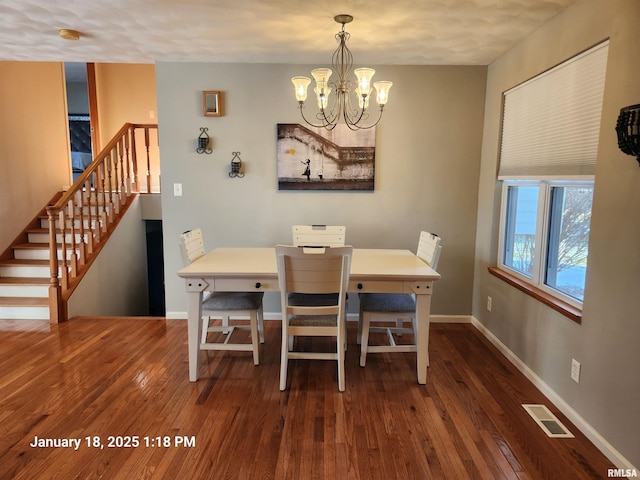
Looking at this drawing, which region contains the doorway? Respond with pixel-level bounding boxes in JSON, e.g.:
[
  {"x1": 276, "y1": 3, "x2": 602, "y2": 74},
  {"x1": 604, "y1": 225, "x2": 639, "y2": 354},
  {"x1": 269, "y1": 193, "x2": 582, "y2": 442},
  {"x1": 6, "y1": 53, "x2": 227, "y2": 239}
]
[{"x1": 64, "y1": 62, "x2": 100, "y2": 182}]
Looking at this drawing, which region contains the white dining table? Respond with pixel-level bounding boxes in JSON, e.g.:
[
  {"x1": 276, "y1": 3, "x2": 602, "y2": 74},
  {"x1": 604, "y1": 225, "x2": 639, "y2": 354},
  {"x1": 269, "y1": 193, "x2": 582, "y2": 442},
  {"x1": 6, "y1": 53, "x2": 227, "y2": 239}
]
[{"x1": 178, "y1": 247, "x2": 440, "y2": 384}]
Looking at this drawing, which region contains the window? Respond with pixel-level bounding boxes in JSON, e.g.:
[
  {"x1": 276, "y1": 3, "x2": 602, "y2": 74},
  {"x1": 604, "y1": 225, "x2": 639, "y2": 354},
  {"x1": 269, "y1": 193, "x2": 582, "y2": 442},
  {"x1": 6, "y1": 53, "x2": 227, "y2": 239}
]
[
  {"x1": 495, "y1": 41, "x2": 608, "y2": 315},
  {"x1": 499, "y1": 181, "x2": 593, "y2": 306}
]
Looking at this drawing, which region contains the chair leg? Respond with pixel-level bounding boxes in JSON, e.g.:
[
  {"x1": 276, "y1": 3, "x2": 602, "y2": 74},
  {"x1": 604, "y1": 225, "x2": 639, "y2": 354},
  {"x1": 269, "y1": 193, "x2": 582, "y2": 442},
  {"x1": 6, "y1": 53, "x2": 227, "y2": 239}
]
[
  {"x1": 343, "y1": 319, "x2": 348, "y2": 353},
  {"x1": 258, "y1": 305, "x2": 265, "y2": 344},
  {"x1": 250, "y1": 311, "x2": 259, "y2": 366},
  {"x1": 359, "y1": 311, "x2": 371, "y2": 367},
  {"x1": 357, "y1": 305, "x2": 363, "y2": 345},
  {"x1": 396, "y1": 318, "x2": 403, "y2": 336},
  {"x1": 280, "y1": 320, "x2": 289, "y2": 391},
  {"x1": 337, "y1": 323, "x2": 345, "y2": 392},
  {"x1": 201, "y1": 316, "x2": 210, "y2": 344}
]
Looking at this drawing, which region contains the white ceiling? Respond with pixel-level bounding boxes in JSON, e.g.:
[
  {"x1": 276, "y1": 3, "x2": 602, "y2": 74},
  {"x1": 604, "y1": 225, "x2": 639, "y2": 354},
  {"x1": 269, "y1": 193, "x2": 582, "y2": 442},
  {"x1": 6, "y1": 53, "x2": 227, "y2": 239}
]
[{"x1": 1, "y1": 0, "x2": 576, "y2": 66}]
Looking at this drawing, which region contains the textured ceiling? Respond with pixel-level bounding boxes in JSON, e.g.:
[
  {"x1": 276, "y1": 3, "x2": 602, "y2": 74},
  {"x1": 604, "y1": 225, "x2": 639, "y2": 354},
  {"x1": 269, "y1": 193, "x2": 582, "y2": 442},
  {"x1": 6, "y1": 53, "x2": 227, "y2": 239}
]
[{"x1": 0, "y1": 0, "x2": 576, "y2": 66}]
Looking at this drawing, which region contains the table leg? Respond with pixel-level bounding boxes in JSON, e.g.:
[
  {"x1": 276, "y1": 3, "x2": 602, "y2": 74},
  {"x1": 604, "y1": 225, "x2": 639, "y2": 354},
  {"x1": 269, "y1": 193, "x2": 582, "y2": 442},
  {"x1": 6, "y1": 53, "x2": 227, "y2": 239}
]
[
  {"x1": 187, "y1": 289, "x2": 204, "y2": 382},
  {"x1": 415, "y1": 285, "x2": 433, "y2": 384}
]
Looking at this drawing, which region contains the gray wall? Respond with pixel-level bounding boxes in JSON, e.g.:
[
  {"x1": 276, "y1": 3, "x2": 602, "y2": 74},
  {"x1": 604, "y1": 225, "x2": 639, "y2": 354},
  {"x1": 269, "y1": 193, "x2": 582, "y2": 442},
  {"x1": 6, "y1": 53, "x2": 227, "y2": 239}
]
[
  {"x1": 67, "y1": 197, "x2": 149, "y2": 317},
  {"x1": 473, "y1": 0, "x2": 640, "y2": 467},
  {"x1": 157, "y1": 63, "x2": 486, "y2": 317}
]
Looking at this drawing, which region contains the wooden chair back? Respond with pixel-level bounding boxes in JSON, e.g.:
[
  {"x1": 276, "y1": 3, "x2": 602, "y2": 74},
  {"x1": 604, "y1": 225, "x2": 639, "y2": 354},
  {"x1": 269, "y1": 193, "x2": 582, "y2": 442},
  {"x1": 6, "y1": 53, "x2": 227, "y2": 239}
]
[
  {"x1": 179, "y1": 228, "x2": 205, "y2": 266},
  {"x1": 292, "y1": 225, "x2": 346, "y2": 247},
  {"x1": 277, "y1": 246, "x2": 352, "y2": 318},
  {"x1": 276, "y1": 245, "x2": 352, "y2": 391},
  {"x1": 417, "y1": 231, "x2": 442, "y2": 270}
]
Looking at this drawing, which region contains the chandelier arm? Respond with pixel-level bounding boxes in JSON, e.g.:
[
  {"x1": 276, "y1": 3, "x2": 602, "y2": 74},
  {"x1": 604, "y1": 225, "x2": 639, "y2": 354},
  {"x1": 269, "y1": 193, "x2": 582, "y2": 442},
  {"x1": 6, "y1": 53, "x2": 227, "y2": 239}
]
[
  {"x1": 297, "y1": 103, "x2": 331, "y2": 129},
  {"x1": 342, "y1": 90, "x2": 371, "y2": 128},
  {"x1": 343, "y1": 106, "x2": 385, "y2": 131},
  {"x1": 343, "y1": 100, "x2": 367, "y2": 127},
  {"x1": 298, "y1": 103, "x2": 340, "y2": 130},
  {"x1": 317, "y1": 95, "x2": 341, "y2": 127}
]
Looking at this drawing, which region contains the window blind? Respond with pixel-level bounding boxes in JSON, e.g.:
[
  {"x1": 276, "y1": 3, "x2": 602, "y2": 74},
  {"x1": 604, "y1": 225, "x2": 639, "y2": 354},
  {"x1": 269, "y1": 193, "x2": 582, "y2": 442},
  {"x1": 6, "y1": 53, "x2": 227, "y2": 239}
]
[{"x1": 499, "y1": 41, "x2": 609, "y2": 179}]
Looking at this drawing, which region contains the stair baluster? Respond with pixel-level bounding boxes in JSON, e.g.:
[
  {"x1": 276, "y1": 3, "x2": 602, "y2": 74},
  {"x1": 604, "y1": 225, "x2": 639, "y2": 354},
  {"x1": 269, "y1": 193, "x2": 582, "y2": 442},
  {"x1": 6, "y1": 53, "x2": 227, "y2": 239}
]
[{"x1": 39, "y1": 123, "x2": 158, "y2": 323}]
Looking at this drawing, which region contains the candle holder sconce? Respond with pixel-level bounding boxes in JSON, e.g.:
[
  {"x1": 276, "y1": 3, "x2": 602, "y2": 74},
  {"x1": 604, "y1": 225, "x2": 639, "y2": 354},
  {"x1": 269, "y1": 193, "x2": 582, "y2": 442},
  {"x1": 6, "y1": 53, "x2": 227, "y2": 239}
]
[
  {"x1": 197, "y1": 127, "x2": 212, "y2": 154},
  {"x1": 616, "y1": 104, "x2": 640, "y2": 166},
  {"x1": 229, "y1": 151, "x2": 245, "y2": 178}
]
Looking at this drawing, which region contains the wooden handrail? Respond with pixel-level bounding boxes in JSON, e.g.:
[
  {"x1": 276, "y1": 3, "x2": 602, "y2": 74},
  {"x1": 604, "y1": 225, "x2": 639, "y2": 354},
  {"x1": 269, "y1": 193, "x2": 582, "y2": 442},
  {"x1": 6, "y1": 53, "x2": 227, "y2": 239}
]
[{"x1": 46, "y1": 123, "x2": 158, "y2": 323}]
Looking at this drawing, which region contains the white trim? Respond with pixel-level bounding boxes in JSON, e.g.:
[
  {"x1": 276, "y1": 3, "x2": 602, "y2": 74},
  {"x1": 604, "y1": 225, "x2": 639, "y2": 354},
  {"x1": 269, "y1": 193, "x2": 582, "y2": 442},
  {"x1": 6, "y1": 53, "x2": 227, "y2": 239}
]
[
  {"x1": 429, "y1": 314, "x2": 472, "y2": 324},
  {"x1": 498, "y1": 180, "x2": 591, "y2": 309},
  {"x1": 498, "y1": 175, "x2": 595, "y2": 181},
  {"x1": 471, "y1": 317, "x2": 636, "y2": 471}
]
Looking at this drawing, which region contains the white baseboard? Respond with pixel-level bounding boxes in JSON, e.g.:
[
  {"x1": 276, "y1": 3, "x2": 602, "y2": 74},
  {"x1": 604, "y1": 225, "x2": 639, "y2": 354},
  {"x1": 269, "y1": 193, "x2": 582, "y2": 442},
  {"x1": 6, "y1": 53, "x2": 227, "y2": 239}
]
[
  {"x1": 430, "y1": 314, "x2": 472, "y2": 324},
  {"x1": 471, "y1": 316, "x2": 636, "y2": 471}
]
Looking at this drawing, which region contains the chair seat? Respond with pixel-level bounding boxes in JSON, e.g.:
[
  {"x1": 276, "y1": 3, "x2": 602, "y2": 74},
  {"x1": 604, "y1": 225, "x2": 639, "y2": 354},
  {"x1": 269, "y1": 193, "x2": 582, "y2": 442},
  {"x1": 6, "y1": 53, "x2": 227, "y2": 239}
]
[
  {"x1": 290, "y1": 314, "x2": 338, "y2": 327},
  {"x1": 359, "y1": 293, "x2": 415, "y2": 313},
  {"x1": 203, "y1": 291, "x2": 264, "y2": 311},
  {"x1": 288, "y1": 292, "x2": 339, "y2": 306}
]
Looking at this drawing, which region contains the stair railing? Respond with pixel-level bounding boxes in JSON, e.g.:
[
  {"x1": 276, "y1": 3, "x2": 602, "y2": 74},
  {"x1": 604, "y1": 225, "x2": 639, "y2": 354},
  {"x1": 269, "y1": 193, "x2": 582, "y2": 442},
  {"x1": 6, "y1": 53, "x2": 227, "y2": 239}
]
[{"x1": 46, "y1": 123, "x2": 158, "y2": 323}]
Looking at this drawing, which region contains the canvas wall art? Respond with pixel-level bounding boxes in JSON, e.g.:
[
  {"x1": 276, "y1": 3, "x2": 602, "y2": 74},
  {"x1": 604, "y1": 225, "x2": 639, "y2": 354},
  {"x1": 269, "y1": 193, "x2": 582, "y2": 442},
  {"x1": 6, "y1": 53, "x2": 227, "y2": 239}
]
[{"x1": 277, "y1": 123, "x2": 375, "y2": 190}]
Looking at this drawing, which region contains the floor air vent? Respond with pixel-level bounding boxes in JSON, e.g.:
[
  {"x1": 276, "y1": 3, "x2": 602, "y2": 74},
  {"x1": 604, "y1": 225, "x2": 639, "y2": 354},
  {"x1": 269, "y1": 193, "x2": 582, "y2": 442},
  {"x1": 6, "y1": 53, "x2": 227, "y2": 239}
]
[{"x1": 522, "y1": 404, "x2": 574, "y2": 438}]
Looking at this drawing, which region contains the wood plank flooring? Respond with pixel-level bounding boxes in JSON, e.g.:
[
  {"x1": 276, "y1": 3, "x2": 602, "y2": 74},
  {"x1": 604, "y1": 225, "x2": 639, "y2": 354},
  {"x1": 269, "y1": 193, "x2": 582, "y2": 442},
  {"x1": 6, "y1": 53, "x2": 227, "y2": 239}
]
[{"x1": 0, "y1": 317, "x2": 619, "y2": 479}]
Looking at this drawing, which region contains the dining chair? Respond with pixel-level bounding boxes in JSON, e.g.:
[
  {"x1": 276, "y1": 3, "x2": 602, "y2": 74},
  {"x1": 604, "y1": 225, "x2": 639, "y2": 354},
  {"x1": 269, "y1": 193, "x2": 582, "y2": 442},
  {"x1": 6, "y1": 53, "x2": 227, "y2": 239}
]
[
  {"x1": 276, "y1": 245, "x2": 352, "y2": 391},
  {"x1": 292, "y1": 224, "x2": 346, "y2": 247},
  {"x1": 358, "y1": 231, "x2": 442, "y2": 367},
  {"x1": 289, "y1": 225, "x2": 347, "y2": 307},
  {"x1": 179, "y1": 228, "x2": 264, "y2": 365}
]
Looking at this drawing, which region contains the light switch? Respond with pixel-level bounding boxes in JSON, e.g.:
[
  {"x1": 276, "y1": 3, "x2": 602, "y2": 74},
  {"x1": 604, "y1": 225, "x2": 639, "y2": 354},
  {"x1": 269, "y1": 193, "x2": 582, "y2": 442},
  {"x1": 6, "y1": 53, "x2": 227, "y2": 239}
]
[{"x1": 173, "y1": 183, "x2": 183, "y2": 196}]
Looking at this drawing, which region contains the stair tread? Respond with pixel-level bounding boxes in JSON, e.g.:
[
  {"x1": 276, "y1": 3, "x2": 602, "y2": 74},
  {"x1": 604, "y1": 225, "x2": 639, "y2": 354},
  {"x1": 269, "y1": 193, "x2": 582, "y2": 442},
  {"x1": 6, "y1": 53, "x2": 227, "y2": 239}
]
[
  {"x1": 0, "y1": 259, "x2": 49, "y2": 266},
  {"x1": 27, "y1": 228, "x2": 89, "y2": 233},
  {"x1": 0, "y1": 277, "x2": 49, "y2": 285},
  {"x1": 0, "y1": 297, "x2": 49, "y2": 306},
  {"x1": 13, "y1": 242, "x2": 78, "y2": 250}
]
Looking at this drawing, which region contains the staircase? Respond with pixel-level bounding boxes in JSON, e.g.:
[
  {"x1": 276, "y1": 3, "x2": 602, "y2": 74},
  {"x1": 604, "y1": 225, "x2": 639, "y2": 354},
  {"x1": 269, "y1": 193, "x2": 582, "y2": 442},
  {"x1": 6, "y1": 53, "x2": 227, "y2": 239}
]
[
  {"x1": 0, "y1": 123, "x2": 158, "y2": 323},
  {"x1": 0, "y1": 200, "x2": 114, "y2": 320},
  {"x1": 0, "y1": 206, "x2": 74, "y2": 320}
]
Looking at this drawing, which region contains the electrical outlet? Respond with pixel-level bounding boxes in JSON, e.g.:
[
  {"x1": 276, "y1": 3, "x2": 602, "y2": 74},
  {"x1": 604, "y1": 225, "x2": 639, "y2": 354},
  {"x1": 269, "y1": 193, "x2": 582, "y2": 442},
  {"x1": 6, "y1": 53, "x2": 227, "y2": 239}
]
[
  {"x1": 487, "y1": 296, "x2": 492, "y2": 312},
  {"x1": 173, "y1": 183, "x2": 183, "y2": 197},
  {"x1": 571, "y1": 359, "x2": 581, "y2": 383}
]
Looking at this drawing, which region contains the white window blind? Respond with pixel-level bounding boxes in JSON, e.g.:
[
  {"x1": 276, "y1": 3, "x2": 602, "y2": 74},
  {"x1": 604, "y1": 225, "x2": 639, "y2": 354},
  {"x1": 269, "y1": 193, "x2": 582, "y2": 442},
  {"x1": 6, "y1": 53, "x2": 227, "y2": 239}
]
[{"x1": 499, "y1": 41, "x2": 609, "y2": 179}]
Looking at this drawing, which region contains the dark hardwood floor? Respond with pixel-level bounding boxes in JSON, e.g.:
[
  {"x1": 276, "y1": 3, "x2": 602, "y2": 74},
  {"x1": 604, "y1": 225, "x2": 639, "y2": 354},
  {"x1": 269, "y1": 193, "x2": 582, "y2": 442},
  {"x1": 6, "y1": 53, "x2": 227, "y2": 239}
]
[{"x1": 0, "y1": 317, "x2": 619, "y2": 479}]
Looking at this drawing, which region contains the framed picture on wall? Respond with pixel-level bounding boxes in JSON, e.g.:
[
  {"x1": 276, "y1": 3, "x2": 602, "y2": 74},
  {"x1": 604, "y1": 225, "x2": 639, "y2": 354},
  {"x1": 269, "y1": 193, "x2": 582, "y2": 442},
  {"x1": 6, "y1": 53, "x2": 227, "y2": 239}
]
[
  {"x1": 276, "y1": 123, "x2": 376, "y2": 191},
  {"x1": 203, "y1": 91, "x2": 223, "y2": 117}
]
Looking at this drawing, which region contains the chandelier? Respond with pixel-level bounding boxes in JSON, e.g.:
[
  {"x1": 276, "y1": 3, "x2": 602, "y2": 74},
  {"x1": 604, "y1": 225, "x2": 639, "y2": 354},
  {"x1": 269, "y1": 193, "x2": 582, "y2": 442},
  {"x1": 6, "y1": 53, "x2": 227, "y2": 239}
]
[{"x1": 291, "y1": 14, "x2": 392, "y2": 131}]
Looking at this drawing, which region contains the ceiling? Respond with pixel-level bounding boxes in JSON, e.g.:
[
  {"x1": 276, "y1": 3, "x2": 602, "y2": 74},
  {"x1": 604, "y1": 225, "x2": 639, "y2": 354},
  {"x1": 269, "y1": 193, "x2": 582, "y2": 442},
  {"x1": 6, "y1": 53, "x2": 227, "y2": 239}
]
[{"x1": 1, "y1": 0, "x2": 576, "y2": 66}]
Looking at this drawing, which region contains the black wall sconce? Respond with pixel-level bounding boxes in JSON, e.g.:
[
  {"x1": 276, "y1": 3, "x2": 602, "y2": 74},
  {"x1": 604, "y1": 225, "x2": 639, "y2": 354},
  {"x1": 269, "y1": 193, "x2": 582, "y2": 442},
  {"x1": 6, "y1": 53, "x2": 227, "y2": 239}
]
[
  {"x1": 197, "y1": 127, "x2": 212, "y2": 154},
  {"x1": 229, "y1": 151, "x2": 244, "y2": 178},
  {"x1": 616, "y1": 104, "x2": 640, "y2": 166}
]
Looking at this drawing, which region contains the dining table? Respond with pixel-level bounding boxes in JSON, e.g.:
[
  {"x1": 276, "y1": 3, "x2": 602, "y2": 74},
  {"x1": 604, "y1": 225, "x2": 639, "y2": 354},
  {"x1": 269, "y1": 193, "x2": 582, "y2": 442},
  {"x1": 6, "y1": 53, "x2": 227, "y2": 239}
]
[{"x1": 178, "y1": 247, "x2": 441, "y2": 384}]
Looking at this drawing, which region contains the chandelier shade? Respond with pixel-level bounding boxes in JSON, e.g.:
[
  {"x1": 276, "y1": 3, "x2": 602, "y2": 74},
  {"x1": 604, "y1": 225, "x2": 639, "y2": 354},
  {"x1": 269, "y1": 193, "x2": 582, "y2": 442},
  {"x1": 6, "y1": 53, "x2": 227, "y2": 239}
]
[{"x1": 291, "y1": 14, "x2": 392, "y2": 130}]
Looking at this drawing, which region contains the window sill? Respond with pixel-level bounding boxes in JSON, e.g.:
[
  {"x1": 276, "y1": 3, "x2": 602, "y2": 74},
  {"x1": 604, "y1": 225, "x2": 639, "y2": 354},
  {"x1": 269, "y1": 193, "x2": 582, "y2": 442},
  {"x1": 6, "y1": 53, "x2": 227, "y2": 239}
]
[{"x1": 488, "y1": 267, "x2": 582, "y2": 324}]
